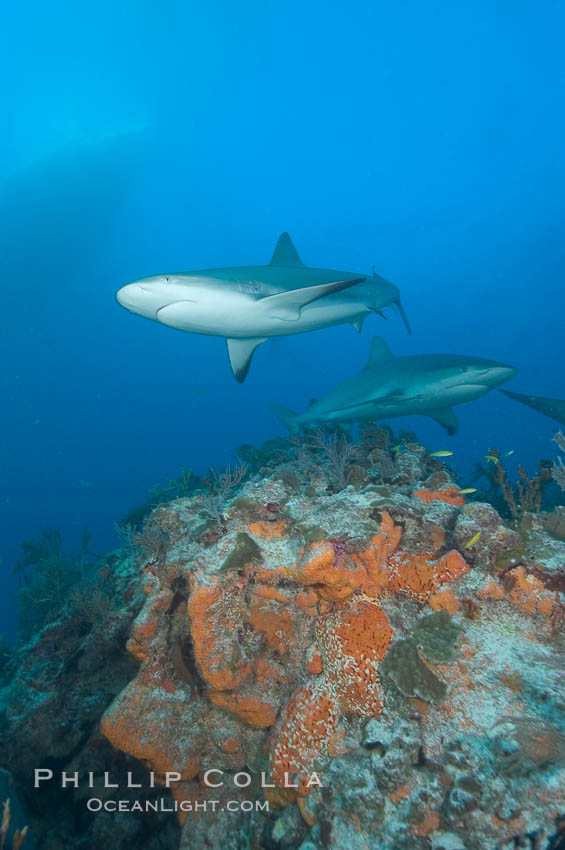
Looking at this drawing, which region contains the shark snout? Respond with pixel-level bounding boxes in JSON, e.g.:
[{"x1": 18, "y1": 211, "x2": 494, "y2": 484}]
[
  {"x1": 481, "y1": 364, "x2": 518, "y2": 387},
  {"x1": 116, "y1": 282, "x2": 145, "y2": 309},
  {"x1": 116, "y1": 281, "x2": 167, "y2": 319}
]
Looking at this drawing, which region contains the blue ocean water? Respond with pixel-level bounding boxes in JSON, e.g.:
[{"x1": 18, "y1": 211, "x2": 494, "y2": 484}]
[{"x1": 1, "y1": 0, "x2": 564, "y2": 640}]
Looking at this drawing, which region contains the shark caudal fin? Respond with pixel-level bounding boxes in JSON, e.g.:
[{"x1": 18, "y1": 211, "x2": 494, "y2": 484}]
[
  {"x1": 394, "y1": 299, "x2": 412, "y2": 334},
  {"x1": 270, "y1": 232, "x2": 304, "y2": 267},
  {"x1": 269, "y1": 404, "x2": 300, "y2": 433},
  {"x1": 226, "y1": 337, "x2": 267, "y2": 382}
]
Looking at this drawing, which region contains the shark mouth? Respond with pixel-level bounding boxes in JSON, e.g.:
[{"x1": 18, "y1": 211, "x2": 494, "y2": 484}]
[{"x1": 156, "y1": 300, "x2": 198, "y2": 324}]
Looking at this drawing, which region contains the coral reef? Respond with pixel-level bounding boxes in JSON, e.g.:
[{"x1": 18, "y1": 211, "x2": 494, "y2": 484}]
[
  {"x1": 1, "y1": 428, "x2": 564, "y2": 849},
  {"x1": 0, "y1": 547, "x2": 181, "y2": 849}
]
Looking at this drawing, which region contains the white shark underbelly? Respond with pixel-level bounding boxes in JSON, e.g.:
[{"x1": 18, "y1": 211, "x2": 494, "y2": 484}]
[
  {"x1": 155, "y1": 293, "x2": 368, "y2": 338},
  {"x1": 305, "y1": 381, "x2": 495, "y2": 425}
]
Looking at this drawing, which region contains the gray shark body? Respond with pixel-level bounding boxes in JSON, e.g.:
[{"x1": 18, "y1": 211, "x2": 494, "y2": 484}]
[
  {"x1": 270, "y1": 337, "x2": 517, "y2": 435},
  {"x1": 501, "y1": 389, "x2": 565, "y2": 426},
  {"x1": 116, "y1": 233, "x2": 410, "y2": 381}
]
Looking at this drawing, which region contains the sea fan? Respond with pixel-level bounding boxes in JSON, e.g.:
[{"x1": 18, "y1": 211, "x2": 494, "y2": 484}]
[{"x1": 553, "y1": 431, "x2": 565, "y2": 491}]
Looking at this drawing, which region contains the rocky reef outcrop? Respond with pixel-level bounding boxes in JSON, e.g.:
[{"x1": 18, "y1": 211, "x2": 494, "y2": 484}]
[{"x1": 1, "y1": 432, "x2": 564, "y2": 849}]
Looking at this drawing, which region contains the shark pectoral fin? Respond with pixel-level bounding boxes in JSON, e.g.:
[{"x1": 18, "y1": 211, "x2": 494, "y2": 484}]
[
  {"x1": 364, "y1": 336, "x2": 394, "y2": 369},
  {"x1": 351, "y1": 316, "x2": 366, "y2": 333},
  {"x1": 262, "y1": 277, "x2": 366, "y2": 321},
  {"x1": 226, "y1": 337, "x2": 267, "y2": 382},
  {"x1": 270, "y1": 232, "x2": 304, "y2": 267},
  {"x1": 425, "y1": 407, "x2": 459, "y2": 435},
  {"x1": 500, "y1": 389, "x2": 565, "y2": 426}
]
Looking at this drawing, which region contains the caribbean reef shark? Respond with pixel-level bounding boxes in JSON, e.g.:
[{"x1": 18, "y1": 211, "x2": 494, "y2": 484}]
[
  {"x1": 501, "y1": 389, "x2": 565, "y2": 426},
  {"x1": 116, "y1": 232, "x2": 411, "y2": 381},
  {"x1": 270, "y1": 337, "x2": 517, "y2": 434}
]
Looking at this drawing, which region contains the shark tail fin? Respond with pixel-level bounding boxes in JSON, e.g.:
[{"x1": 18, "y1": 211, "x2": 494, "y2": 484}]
[
  {"x1": 394, "y1": 298, "x2": 412, "y2": 335},
  {"x1": 269, "y1": 404, "x2": 300, "y2": 433},
  {"x1": 270, "y1": 232, "x2": 304, "y2": 267}
]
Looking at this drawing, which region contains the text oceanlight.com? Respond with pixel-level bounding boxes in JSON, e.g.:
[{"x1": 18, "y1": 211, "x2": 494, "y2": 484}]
[
  {"x1": 34, "y1": 768, "x2": 324, "y2": 816},
  {"x1": 86, "y1": 798, "x2": 270, "y2": 813}
]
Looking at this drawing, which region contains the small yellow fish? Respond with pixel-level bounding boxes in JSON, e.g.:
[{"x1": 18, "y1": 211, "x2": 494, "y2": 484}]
[
  {"x1": 484, "y1": 455, "x2": 500, "y2": 463},
  {"x1": 458, "y1": 488, "x2": 477, "y2": 494},
  {"x1": 464, "y1": 531, "x2": 482, "y2": 548},
  {"x1": 429, "y1": 450, "x2": 454, "y2": 458},
  {"x1": 392, "y1": 445, "x2": 405, "y2": 452}
]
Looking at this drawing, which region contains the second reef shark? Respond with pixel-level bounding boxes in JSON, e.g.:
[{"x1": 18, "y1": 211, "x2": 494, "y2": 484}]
[{"x1": 270, "y1": 337, "x2": 517, "y2": 435}]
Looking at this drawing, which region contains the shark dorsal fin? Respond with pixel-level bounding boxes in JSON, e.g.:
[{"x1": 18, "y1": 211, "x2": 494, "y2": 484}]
[
  {"x1": 270, "y1": 232, "x2": 304, "y2": 267},
  {"x1": 365, "y1": 337, "x2": 393, "y2": 369}
]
